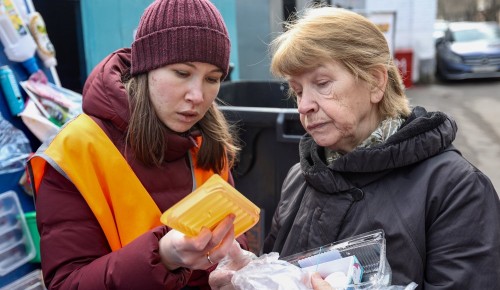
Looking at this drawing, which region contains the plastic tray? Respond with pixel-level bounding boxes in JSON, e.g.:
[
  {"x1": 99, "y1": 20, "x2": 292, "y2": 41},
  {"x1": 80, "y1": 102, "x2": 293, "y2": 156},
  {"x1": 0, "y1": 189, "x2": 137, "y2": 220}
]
[
  {"x1": 0, "y1": 191, "x2": 36, "y2": 276},
  {"x1": 282, "y1": 230, "x2": 391, "y2": 289},
  {"x1": 160, "y1": 174, "x2": 260, "y2": 238},
  {"x1": 0, "y1": 269, "x2": 46, "y2": 290}
]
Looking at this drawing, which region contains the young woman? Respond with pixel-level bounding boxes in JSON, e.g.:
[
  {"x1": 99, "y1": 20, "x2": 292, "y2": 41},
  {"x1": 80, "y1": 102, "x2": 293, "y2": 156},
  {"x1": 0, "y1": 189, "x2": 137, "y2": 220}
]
[{"x1": 27, "y1": 0, "x2": 246, "y2": 289}]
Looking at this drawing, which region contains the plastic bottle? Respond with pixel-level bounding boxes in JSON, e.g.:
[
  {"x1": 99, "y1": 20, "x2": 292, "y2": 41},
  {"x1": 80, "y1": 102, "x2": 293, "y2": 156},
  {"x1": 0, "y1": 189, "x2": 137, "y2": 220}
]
[
  {"x1": 27, "y1": 10, "x2": 61, "y2": 86},
  {"x1": 0, "y1": 65, "x2": 24, "y2": 116},
  {"x1": 28, "y1": 11, "x2": 56, "y2": 68},
  {"x1": 0, "y1": 0, "x2": 40, "y2": 75},
  {"x1": 11, "y1": 0, "x2": 27, "y2": 21}
]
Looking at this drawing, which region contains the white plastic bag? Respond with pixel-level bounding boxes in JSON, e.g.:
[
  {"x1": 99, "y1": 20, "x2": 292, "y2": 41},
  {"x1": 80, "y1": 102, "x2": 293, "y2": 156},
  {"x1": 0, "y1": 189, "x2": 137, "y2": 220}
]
[
  {"x1": 209, "y1": 241, "x2": 258, "y2": 290},
  {"x1": 230, "y1": 255, "x2": 418, "y2": 290},
  {"x1": 232, "y1": 252, "x2": 312, "y2": 290}
]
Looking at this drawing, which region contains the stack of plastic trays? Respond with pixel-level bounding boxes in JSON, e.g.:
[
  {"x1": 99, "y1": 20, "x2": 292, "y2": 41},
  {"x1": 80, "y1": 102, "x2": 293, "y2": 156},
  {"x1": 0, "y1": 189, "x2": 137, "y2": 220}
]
[
  {"x1": 282, "y1": 229, "x2": 390, "y2": 289},
  {"x1": 0, "y1": 269, "x2": 46, "y2": 290},
  {"x1": 0, "y1": 191, "x2": 36, "y2": 276}
]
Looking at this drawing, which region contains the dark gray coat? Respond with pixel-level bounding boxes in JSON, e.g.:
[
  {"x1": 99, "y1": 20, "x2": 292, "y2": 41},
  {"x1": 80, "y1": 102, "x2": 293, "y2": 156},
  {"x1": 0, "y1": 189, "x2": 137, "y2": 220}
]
[{"x1": 264, "y1": 106, "x2": 500, "y2": 289}]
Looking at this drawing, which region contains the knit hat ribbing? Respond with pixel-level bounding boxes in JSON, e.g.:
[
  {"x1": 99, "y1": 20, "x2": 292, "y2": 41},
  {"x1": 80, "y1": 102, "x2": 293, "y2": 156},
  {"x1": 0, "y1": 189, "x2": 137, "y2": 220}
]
[{"x1": 131, "y1": 0, "x2": 230, "y2": 79}]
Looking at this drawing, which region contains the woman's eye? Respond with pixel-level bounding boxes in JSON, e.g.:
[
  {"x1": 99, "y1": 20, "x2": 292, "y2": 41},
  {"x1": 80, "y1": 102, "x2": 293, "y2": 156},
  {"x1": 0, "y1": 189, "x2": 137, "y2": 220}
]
[
  {"x1": 289, "y1": 87, "x2": 301, "y2": 96},
  {"x1": 206, "y1": 77, "x2": 221, "y2": 84},
  {"x1": 316, "y1": 81, "x2": 333, "y2": 95},
  {"x1": 175, "y1": 70, "x2": 189, "y2": 78}
]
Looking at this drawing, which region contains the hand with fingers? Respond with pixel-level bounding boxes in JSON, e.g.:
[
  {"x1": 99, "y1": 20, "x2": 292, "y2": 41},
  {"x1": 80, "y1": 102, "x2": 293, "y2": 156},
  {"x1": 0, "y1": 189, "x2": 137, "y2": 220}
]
[
  {"x1": 208, "y1": 240, "x2": 257, "y2": 290},
  {"x1": 158, "y1": 214, "x2": 236, "y2": 271},
  {"x1": 311, "y1": 273, "x2": 334, "y2": 290}
]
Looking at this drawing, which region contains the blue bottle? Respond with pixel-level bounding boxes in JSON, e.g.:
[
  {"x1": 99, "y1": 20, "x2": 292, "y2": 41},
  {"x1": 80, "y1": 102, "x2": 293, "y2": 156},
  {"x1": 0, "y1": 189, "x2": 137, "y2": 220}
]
[{"x1": 0, "y1": 65, "x2": 25, "y2": 116}]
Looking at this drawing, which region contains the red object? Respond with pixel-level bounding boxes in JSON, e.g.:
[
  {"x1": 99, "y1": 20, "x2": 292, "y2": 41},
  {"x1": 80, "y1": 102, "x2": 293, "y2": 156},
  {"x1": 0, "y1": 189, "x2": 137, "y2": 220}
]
[{"x1": 394, "y1": 49, "x2": 413, "y2": 88}]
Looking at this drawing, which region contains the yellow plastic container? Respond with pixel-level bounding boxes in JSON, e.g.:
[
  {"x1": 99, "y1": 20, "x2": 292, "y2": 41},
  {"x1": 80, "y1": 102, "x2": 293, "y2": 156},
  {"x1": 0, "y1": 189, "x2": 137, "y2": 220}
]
[{"x1": 160, "y1": 174, "x2": 260, "y2": 238}]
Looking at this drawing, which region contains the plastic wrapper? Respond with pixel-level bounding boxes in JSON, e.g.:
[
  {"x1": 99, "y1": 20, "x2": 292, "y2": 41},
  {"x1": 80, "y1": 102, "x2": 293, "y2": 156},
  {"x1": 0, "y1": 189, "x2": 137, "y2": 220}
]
[
  {"x1": 209, "y1": 241, "x2": 258, "y2": 290},
  {"x1": 232, "y1": 252, "x2": 311, "y2": 290},
  {"x1": 0, "y1": 115, "x2": 31, "y2": 174},
  {"x1": 211, "y1": 230, "x2": 418, "y2": 290},
  {"x1": 20, "y1": 80, "x2": 82, "y2": 128},
  {"x1": 18, "y1": 99, "x2": 59, "y2": 142},
  {"x1": 229, "y1": 252, "x2": 417, "y2": 290},
  {"x1": 372, "y1": 284, "x2": 418, "y2": 290}
]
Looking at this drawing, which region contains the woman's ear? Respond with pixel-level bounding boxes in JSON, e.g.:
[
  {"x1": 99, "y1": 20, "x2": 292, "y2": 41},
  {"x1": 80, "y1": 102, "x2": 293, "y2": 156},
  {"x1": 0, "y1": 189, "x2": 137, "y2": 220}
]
[{"x1": 370, "y1": 65, "x2": 388, "y2": 104}]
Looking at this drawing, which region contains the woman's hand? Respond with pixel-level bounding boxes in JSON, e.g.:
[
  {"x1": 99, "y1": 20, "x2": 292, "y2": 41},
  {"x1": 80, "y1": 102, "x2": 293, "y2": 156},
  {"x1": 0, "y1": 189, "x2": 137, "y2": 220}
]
[
  {"x1": 158, "y1": 214, "x2": 236, "y2": 270},
  {"x1": 209, "y1": 240, "x2": 256, "y2": 290},
  {"x1": 311, "y1": 272, "x2": 334, "y2": 290}
]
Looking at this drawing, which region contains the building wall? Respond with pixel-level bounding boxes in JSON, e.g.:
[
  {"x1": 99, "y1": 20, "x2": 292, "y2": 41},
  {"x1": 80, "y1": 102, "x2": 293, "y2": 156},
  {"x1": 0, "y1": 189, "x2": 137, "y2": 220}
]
[
  {"x1": 80, "y1": 0, "x2": 152, "y2": 75},
  {"x1": 438, "y1": 0, "x2": 499, "y2": 22},
  {"x1": 75, "y1": 0, "x2": 441, "y2": 84},
  {"x1": 233, "y1": 0, "x2": 283, "y2": 80},
  {"x1": 332, "y1": 0, "x2": 437, "y2": 84},
  {"x1": 438, "y1": 0, "x2": 480, "y2": 21},
  {"x1": 211, "y1": 0, "x2": 240, "y2": 80}
]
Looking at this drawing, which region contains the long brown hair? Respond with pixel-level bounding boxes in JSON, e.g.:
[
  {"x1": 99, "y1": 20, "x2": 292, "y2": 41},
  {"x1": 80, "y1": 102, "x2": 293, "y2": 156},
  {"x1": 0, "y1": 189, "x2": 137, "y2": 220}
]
[{"x1": 123, "y1": 73, "x2": 239, "y2": 173}]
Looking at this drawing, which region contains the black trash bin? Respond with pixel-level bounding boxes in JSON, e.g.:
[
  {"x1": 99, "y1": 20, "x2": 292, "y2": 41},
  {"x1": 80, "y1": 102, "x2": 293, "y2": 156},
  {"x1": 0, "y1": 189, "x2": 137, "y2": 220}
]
[{"x1": 217, "y1": 80, "x2": 305, "y2": 254}]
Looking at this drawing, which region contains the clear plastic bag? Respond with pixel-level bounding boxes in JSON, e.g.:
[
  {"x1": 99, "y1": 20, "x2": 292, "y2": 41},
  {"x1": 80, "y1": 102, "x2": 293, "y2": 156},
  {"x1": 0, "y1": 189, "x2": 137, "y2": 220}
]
[
  {"x1": 232, "y1": 252, "x2": 311, "y2": 290},
  {"x1": 209, "y1": 241, "x2": 258, "y2": 290},
  {"x1": 216, "y1": 230, "x2": 419, "y2": 290},
  {"x1": 0, "y1": 115, "x2": 31, "y2": 174},
  {"x1": 229, "y1": 252, "x2": 417, "y2": 290},
  {"x1": 374, "y1": 283, "x2": 418, "y2": 290}
]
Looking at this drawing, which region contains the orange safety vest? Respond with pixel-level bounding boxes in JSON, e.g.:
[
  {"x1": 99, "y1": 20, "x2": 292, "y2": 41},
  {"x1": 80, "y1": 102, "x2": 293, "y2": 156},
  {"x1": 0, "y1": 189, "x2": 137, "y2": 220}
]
[{"x1": 28, "y1": 113, "x2": 229, "y2": 251}]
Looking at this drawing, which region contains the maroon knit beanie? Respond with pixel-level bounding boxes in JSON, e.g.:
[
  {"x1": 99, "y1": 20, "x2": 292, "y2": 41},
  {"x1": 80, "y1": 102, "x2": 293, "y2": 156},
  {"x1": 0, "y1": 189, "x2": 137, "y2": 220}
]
[{"x1": 131, "y1": 0, "x2": 230, "y2": 78}]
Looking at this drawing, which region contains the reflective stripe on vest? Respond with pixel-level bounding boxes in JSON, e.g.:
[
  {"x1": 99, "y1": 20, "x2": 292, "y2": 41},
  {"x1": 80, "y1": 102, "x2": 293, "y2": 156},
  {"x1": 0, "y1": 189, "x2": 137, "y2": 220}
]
[{"x1": 28, "y1": 113, "x2": 229, "y2": 251}]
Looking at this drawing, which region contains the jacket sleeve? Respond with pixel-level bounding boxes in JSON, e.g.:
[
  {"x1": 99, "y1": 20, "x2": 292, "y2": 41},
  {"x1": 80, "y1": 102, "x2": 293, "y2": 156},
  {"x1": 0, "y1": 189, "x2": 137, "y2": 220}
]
[
  {"x1": 424, "y1": 168, "x2": 500, "y2": 289},
  {"x1": 36, "y1": 165, "x2": 192, "y2": 290}
]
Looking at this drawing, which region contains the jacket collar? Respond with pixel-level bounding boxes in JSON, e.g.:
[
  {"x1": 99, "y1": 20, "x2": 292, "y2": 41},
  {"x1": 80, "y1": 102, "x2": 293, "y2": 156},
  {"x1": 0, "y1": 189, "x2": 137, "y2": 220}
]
[{"x1": 299, "y1": 106, "x2": 457, "y2": 194}]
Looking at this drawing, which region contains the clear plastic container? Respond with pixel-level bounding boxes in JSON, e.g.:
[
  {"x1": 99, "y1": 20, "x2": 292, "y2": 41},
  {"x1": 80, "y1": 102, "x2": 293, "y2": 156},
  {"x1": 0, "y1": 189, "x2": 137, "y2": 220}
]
[
  {"x1": 282, "y1": 230, "x2": 391, "y2": 289},
  {"x1": 160, "y1": 174, "x2": 260, "y2": 238},
  {"x1": 0, "y1": 269, "x2": 46, "y2": 290},
  {"x1": 0, "y1": 190, "x2": 36, "y2": 276}
]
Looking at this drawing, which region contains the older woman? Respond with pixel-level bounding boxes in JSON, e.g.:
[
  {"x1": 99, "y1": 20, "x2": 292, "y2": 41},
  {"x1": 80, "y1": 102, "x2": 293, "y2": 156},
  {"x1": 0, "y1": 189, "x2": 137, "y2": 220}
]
[{"x1": 262, "y1": 6, "x2": 500, "y2": 290}]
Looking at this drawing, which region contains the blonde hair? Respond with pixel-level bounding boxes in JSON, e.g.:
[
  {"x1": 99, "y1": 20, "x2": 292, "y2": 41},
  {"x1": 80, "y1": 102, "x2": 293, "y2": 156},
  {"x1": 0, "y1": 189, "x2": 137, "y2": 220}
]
[
  {"x1": 123, "y1": 73, "x2": 239, "y2": 173},
  {"x1": 270, "y1": 7, "x2": 411, "y2": 118}
]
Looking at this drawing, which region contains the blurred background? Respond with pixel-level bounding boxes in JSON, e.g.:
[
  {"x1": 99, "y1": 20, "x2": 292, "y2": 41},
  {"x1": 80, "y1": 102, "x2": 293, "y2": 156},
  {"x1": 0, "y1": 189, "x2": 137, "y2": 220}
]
[
  {"x1": 1, "y1": 0, "x2": 499, "y2": 288},
  {"x1": 25, "y1": 0, "x2": 500, "y2": 93}
]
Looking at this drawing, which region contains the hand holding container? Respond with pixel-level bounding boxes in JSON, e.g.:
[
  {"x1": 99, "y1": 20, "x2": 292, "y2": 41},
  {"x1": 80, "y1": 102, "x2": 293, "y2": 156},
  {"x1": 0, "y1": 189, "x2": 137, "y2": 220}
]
[{"x1": 161, "y1": 174, "x2": 260, "y2": 238}]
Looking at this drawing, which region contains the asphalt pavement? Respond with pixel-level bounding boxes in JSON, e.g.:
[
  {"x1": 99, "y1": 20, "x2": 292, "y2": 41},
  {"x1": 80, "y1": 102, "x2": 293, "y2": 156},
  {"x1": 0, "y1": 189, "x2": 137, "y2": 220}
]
[{"x1": 407, "y1": 78, "x2": 500, "y2": 193}]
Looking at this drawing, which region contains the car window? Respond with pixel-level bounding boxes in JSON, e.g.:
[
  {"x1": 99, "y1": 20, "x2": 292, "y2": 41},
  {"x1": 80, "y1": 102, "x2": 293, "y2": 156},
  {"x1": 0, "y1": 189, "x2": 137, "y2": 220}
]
[{"x1": 451, "y1": 25, "x2": 500, "y2": 42}]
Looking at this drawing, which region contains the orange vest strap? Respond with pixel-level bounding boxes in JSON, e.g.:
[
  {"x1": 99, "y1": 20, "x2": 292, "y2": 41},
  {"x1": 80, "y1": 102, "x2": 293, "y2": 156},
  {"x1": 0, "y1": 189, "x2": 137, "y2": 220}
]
[
  {"x1": 29, "y1": 114, "x2": 229, "y2": 251},
  {"x1": 190, "y1": 137, "x2": 230, "y2": 187},
  {"x1": 31, "y1": 114, "x2": 161, "y2": 250}
]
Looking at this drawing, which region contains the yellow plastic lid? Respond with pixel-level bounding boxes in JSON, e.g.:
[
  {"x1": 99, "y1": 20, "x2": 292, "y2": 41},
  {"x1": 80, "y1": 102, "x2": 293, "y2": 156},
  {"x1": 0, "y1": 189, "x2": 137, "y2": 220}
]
[{"x1": 160, "y1": 174, "x2": 260, "y2": 238}]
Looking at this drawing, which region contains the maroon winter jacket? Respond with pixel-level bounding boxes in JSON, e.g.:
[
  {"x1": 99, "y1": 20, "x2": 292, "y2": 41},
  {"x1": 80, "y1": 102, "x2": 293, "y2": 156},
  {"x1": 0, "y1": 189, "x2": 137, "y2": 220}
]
[{"x1": 35, "y1": 48, "x2": 246, "y2": 289}]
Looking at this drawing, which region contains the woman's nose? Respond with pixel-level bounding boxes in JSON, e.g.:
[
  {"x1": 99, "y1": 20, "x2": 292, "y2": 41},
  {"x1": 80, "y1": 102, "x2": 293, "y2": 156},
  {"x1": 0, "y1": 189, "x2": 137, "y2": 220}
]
[
  {"x1": 297, "y1": 88, "x2": 317, "y2": 114},
  {"x1": 185, "y1": 82, "x2": 204, "y2": 104}
]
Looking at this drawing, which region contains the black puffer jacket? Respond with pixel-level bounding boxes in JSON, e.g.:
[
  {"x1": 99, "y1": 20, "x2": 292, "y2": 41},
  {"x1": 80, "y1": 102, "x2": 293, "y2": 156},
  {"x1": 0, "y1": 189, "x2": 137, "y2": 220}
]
[{"x1": 263, "y1": 106, "x2": 500, "y2": 289}]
